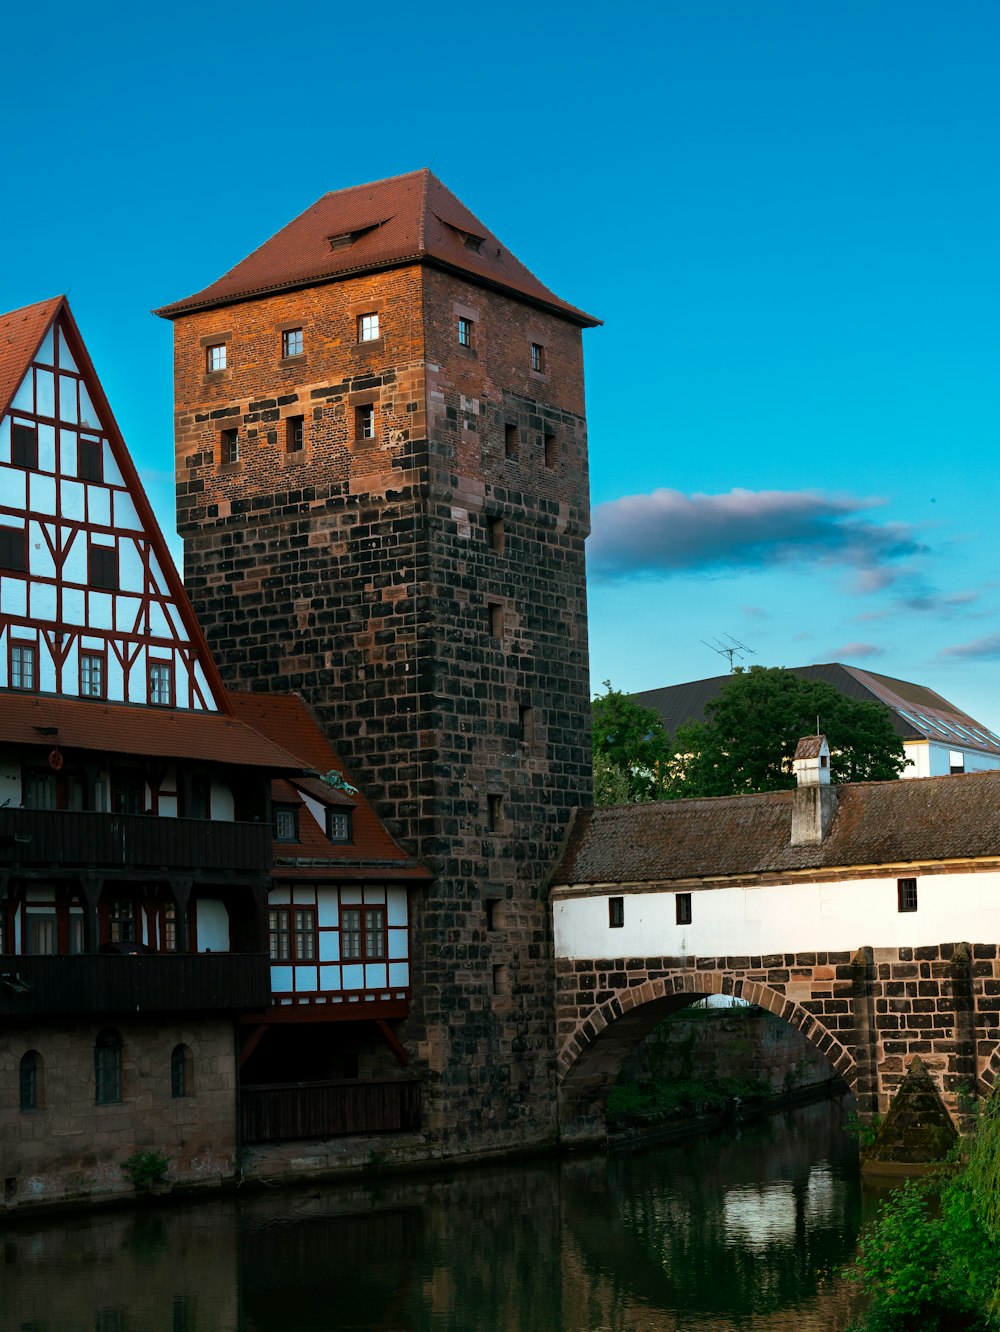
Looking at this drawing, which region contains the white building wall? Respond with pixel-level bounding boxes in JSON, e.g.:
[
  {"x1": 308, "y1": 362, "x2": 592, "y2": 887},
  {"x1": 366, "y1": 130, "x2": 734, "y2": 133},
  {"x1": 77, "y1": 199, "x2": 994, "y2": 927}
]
[{"x1": 554, "y1": 869, "x2": 1000, "y2": 961}]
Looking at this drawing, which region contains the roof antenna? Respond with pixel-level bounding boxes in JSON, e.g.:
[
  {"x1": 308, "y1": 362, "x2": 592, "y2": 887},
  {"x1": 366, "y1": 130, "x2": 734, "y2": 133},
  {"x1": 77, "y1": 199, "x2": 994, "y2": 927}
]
[{"x1": 701, "y1": 635, "x2": 756, "y2": 673}]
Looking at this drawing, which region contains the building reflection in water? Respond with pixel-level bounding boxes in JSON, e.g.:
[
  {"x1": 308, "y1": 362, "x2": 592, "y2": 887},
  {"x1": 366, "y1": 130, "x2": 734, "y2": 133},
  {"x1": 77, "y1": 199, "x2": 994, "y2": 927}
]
[{"x1": 0, "y1": 1096, "x2": 869, "y2": 1332}]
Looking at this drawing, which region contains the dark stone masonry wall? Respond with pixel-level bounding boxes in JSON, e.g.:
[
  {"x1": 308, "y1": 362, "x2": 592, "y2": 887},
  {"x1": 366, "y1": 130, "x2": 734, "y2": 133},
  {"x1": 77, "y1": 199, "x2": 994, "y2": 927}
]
[
  {"x1": 556, "y1": 944, "x2": 1000, "y2": 1144},
  {"x1": 171, "y1": 266, "x2": 593, "y2": 1153}
]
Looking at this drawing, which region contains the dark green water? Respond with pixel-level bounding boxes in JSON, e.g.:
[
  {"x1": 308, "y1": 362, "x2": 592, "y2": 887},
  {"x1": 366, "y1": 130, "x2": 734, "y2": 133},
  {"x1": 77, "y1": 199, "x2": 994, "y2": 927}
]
[{"x1": 1, "y1": 1095, "x2": 880, "y2": 1331}]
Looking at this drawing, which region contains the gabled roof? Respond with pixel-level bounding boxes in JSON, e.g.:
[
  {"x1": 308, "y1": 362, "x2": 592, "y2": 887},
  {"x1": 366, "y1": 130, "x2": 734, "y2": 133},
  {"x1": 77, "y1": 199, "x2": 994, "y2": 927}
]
[
  {"x1": 0, "y1": 693, "x2": 303, "y2": 769},
  {"x1": 634, "y1": 663, "x2": 1000, "y2": 757},
  {"x1": 228, "y1": 691, "x2": 430, "y2": 879},
  {"x1": 0, "y1": 296, "x2": 63, "y2": 421},
  {"x1": 551, "y1": 769, "x2": 1000, "y2": 888},
  {"x1": 154, "y1": 169, "x2": 600, "y2": 327}
]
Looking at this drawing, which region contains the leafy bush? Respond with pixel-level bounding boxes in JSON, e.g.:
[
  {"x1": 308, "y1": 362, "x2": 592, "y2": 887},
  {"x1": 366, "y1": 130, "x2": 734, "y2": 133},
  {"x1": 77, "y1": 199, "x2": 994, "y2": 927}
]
[{"x1": 121, "y1": 1149, "x2": 170, "y2": 1190}]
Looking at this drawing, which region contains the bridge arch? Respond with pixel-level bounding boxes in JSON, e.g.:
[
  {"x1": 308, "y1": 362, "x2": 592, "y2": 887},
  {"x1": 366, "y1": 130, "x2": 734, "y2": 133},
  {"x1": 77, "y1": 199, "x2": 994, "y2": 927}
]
[{"x1": 556, "y1": 967, "x2": 857, "y2": 1146}]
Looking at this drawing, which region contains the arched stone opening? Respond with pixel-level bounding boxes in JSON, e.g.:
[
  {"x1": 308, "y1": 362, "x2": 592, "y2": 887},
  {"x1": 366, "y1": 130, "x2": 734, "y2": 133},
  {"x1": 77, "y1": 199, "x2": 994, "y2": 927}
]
[{"x1": 557, "y1": 971, "x2": 857, "y2": 1146}]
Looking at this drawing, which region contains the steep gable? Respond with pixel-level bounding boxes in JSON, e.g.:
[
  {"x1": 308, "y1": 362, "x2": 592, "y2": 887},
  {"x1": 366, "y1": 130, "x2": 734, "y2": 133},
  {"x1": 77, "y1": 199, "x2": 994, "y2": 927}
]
[
  {"x1": 0, "y1": 297, "x2": 231, "y2": 712},
  {"x1": 153, "y1": 169, "x2": 600, "y2": 327}
]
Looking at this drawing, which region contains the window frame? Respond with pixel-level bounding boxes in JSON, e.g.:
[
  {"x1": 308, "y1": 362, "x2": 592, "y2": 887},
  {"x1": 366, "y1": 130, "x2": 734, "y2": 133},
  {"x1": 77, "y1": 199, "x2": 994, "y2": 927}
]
[
  {"x1": 268, "y1": 906, "x2": 316, "y2": 961},
  {"x1": 357, "y1": 312, "x2": 380, "y2": 343},
  {"x1": 88, "y1": 542, "x2": 119, "y2": 591},
  {"x1": 79, "y1": 649, "x2": 106, "y2": 699},
  {"x1": 171, "y1": 1043, "x2": 193, "y2": 1098},
  {"x1": 19, "y1": 1050, "x2": 42, "y2": 1112},
  {"x1": 356, "y1": 403, "x2": 375, "y2": 441},
  {"x1": 530, "y1": 343, "x2": 546, "y2": 373},
  {"x1": 77, "y1": 435, "x2": 103, "y2": 483},
  {"x1": 0, "y1": 524, "x2": 28, "y2": 573},
  {"x1": 9, "y1": 640, "x2": 37, "y2": 691},
  {"x1": 285, "y1": 415, "x2": 304, "y2": 453},
  {"x1": 94, "y1": 1028, "x2": 123, "y2": 1105},
  {"x1": 148, "y1": 659, "x2": 174, "y2": 707},
  {"x1": 457, "y1": 316, "x2": 474, "y2": 348},
  {"x1": 897, "y1": 878, "x2": 918, "y2": 913},
  {"x1": 11, "y1": 420, "x2": 38, "y2": 469},
  {"x1": 608, "y1": 896, "x2": 624, "y2": 929},
  {"x1": 281, "y1": 327, "x2": 303, "y2": 358},
  {"x1": 273, "y1": 805, "x2": 299, "y2": 843},
  {"x1": 326, "y1": 809, "x2": 353, "y2": 843},
  {"x1": 676, "y1": 893, "x2": 693, "y2": 926},
  {"x1": 206, "y1": 343, "x2": 227, "y2": 374},
  {"x1": 340, "y1": 905, "x2": 386, "y2": 961}
]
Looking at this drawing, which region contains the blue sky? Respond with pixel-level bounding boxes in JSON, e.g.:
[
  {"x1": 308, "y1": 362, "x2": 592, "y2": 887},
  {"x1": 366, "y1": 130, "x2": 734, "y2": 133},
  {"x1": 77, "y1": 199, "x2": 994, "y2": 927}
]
[{"x1": 3, "y1": 2, "x2": 1000, "y2": 727}]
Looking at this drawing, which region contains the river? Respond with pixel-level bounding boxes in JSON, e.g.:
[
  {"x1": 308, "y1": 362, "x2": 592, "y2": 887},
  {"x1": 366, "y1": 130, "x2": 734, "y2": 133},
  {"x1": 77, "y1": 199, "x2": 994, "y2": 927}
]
[{"x1": 1, "y1": 1094, "x2": 885, "y2": 1331}]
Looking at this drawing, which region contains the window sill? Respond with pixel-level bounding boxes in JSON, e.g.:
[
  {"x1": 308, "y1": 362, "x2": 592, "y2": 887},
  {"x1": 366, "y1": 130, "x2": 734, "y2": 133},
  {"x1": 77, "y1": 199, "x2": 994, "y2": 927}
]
[
  {"x1": 280, "y1": 355, "x2": 307, "y2": 368},
  {"x1": 353, "y1": 337, "x2": 384, "y2": 354},
  {"x1": 203, "y1": 370, "x2": 231, "y2": 386}
]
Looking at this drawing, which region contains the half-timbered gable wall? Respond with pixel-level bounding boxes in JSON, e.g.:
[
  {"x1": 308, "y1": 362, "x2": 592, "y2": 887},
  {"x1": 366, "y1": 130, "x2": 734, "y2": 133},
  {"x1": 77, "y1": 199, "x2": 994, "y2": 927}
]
[{"x1": 0, "y1": 303, "x2": 222, "y2": 712}]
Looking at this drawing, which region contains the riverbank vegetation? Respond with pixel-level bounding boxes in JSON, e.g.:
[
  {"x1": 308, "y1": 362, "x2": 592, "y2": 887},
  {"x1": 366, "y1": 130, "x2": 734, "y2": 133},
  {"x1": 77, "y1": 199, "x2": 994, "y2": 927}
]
[
  {"x1": 848, "y1": 1096, "x2": 1000, "y2": 1331},
  {"x1": 606, "y1": 1071, "x2": 772, "y2": 1129}
]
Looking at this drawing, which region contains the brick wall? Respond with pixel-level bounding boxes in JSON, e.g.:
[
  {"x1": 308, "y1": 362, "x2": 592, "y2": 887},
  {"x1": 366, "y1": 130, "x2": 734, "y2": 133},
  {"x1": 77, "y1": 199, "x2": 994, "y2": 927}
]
[{"x1": 171, "y1": 264, "x2": 593, "y2": 1152}]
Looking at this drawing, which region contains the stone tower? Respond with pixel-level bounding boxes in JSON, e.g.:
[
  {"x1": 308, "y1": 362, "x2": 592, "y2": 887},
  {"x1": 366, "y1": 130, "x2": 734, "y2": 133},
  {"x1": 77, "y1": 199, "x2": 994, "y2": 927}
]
[{"x1": 155, "y1": 171, "x2": 599, "y2": 1152}]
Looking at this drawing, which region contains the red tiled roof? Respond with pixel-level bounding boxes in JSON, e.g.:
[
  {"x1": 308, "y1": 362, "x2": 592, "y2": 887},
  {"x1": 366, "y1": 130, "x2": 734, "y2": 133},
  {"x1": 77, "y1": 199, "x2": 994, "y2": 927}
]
[
  {"x1": 230, "y1": 691, "x2": 429, "y2": 877},
  {"x1": 552, "y1": 771, "x2": 1000, "y2": 888},
  {"x1": 154, "y1": 170, "x2": 600, "y2": 327},
  {"x1": 0, "y1": 693, "x2": 304, "y2": 768},
  {"x1": 0, "y1": 296, "x2": 63, "y2": 419}
]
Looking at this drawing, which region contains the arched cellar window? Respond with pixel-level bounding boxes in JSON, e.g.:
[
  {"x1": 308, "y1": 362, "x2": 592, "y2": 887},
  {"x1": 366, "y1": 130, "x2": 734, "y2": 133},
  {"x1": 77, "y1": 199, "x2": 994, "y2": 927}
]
[
  {"x1": 19, "y1": 1050, "x2": 43, "y2": 1110},
  {"x1": 95, "y1": 1028, "x2": 122, "y2": 1105},
  {"x1": 171, "y1": 1044, "x2": 193, "y2": 1098}
]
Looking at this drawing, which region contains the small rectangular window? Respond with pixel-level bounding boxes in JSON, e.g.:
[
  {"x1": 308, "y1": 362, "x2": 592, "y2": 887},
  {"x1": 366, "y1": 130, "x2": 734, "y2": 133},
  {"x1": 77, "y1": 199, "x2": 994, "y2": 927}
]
[
  {"x1": 285, "y1": 416, "x2": 304, "y2": 453},
  {"x1": 488, "y1": 604, "x2": 504, "y2": 638},
  {"x1": 108, "y1": 898, "x2": 136, "y2": 944},
  {"x1": 484, "y1": 899, "x2": 502, "y2": 931},
  {"x1": 206, "y1": 344, "x2": 227, "y2": 373},
  {"x1": 273, "y1": 806, "x2": 299, "y2": 842},
  {"x1": 80, "y1": 652, "x2": 105, "y2": 698},
  {"x1": 458, "y1": 317, "x2": 473, "y2": 348},
  {"x1": 949, "y1": 751, "x2": 965, "y2": 774},
  {"x1": 220, "y1": 428, "x2": 239, "y2": 465},
  {"x1": 530, "y1": 343, "x2": 545, "y2": 373},
  {"x1": 492, "y1": 963, "x2": 510, "y2": 995},
  {"x1": 0, "y1": 525, "x2": 27, "y2": 573},
  {"x1": 148, "y1": 661, "x2": 173, "y2": 707},
  {"x1": 358, "y1": 313, "x2": 379, "y2": 343},
  {"x1": 89, "y1": 543, "x2": 119, "y2": 590},
  {"x1": 340, "y1": 905, "x2": 385, "y2": 959},
  {"x1": 487, "y1": 516, "x2": 505, "y2": 553},
  {"x1": 487, "y1": 792, "x2": 503, "y2": 833},
  {"x1": 676, "y1": 893, "x2": 692, "y2": 925},
  {"x1": 519, "y1": 705, "x2": 535, "y2": 746},
  {"x1": 327, "y1": 809, "x2": 352, "y2": 843},
  {"x1": 268, "y1": 908, "x2": 291, "y2": 961},
  {"x1": 282, "y1": 328, "x2": 303, "y2": 358},
  {"x1": 11, "y1": 422, "x2": 38, "y2": 470},
  {"x1": 78, "y1": 436, "x2": 103, "y2": 482},
  {"x1": 898, "y1": 878, "x2": 918, "y2": 913},
  {"x1": 356, "y1": 403, "x2": 375, "y2": 440},
  {"x1": 10, "y1": 643, "x2": 37, "y2": 691},
  {"x1": 544, "y1": 431, "x2": 557, "y2": 469},
  {"x1": 609, "y1": 896, "x2": 624, "y2": 928},
  {"x1": 504, "y1": 422, "x2": 518, "y2": 459}
]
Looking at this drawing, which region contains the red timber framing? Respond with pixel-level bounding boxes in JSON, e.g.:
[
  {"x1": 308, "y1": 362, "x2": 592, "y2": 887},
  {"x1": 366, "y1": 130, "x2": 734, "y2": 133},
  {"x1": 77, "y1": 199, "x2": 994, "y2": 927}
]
[{"x1": 0, "y1": 297, "x2": 232, "y2": 714}]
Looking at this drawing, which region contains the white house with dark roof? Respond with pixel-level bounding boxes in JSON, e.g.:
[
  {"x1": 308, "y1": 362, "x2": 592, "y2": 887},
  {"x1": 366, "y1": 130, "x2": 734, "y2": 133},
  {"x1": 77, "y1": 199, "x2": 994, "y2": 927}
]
[{"x1": 634, "y1": 663, "x2": 1000, "y2": 779}]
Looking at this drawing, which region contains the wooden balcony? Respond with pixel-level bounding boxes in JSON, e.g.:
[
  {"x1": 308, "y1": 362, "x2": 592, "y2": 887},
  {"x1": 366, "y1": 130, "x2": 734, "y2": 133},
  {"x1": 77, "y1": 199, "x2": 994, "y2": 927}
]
[
  {"x1": 240, "y1": 1077, "x2": 422, "y2": 1143},
  {"x1": 0, "y1": 807, "x2": 271, "y2": 874},
  {"x1": 0, "y1": 951, "x2": 271, "y2": 1017}
]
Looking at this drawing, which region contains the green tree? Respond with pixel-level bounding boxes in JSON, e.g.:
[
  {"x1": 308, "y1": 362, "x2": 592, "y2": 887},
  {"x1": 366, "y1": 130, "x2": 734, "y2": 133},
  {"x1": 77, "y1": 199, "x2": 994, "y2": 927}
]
[
  {"x1": 592, "y1": 680, "x2": 669, "y2": 803},
  {"x1": 666, "y1": 666, "x2": 908, "y2": 798}
]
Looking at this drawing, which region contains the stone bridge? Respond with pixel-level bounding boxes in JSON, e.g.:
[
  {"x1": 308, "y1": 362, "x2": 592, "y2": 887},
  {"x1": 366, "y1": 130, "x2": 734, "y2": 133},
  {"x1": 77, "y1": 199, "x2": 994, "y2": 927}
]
[{"x1": 554, "y1": 942, "x2": 1000, "y2": 1146}]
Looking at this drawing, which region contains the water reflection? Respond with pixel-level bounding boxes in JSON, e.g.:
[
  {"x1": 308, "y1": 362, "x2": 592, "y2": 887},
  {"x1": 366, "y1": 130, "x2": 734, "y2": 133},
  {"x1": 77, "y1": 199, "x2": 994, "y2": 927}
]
[{"x1": 0, "y1": 1096, "x2": 869, "y2": 1331}]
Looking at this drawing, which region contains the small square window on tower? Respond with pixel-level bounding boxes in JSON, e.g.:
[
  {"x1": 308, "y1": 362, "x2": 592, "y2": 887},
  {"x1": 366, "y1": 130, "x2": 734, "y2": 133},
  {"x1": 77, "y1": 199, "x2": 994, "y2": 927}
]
[
  {"x1": 676, "y1": 893, "x2": 693, "y2": 925},
  {"x1": 504, "y1": 422, "x2": 518, "y2": 459},
  {"x1": 519, "y1": 705, "x2": 535, "y2": 746},
  {"x1": 530, "y1": 343, "x2": 545, "y2": 373},
  {"x1": 487, "y1": 515, "x2": 505, "y2": 553},
  {"x1": 356, "y1": 403, "x2": 375, "y2": 441},
  {"x1": 286, "y1": 416, "x2": 304, "y2": 453},
  {"x1": 897, "y1": 878, "x2": 918, "y2": 913},
  {"x1": 608, "y1": 896, "x2": 624, "y2": 928},
  {"x1": 206, "y1": 343, "x2": 227, "y2": 373},
  {"x1": 282, "y1": 328, "x2": 303, "y2": 358},
  {"x1": 488, "y1": 604, "x2": 504, "y2": 638},
  {"x1": 458, "y1": 317, "x2": 474, "y2": 348},
  {"x1": 544, "y1": 431, "x2": 557, "y2": 469},
  {"x1": 358, "y1": 313, "x2": 380, "y2": 343},
  {"x1": 487, "y1": 793, "x2": 503, "y2": 833}
]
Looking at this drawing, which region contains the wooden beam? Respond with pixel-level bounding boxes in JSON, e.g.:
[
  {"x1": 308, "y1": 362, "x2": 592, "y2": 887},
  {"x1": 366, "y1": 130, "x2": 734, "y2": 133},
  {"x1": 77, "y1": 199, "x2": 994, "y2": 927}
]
[{"x1": 375, "y1": 1018, "x2": 409, "y2": 1067}]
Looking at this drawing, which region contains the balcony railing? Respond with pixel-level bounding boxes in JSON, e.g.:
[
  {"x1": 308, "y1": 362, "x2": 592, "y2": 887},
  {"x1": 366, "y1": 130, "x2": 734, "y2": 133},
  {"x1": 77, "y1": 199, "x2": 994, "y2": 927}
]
[
  {"x1": 0, "y1": 807, "x2": 271, "y2": 874},
  {"x1": 240, "y1": 1077, "x2": 422, "y2": 1143},
  {"x1": 0, "y1": 951, "x2": 271, "y2": 1016}
]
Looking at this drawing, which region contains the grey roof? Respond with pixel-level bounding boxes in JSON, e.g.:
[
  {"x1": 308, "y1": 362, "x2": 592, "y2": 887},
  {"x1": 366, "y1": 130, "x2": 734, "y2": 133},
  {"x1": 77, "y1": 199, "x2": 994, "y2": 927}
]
[
  {"x1": 633, "y1": 663, "x2": 1000, "y2": 757},
  {"x1": 551, "y1": 769, "x2": 1000, "y2": 887}
]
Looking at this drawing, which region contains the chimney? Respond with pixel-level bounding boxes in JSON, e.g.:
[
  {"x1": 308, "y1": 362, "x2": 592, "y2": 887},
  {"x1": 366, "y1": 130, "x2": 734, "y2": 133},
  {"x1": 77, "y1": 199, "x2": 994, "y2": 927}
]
[{"x1": 790, "y1": 734, "x2": 838, "y2": 845}]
